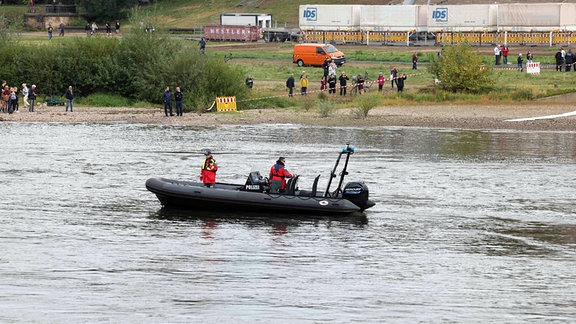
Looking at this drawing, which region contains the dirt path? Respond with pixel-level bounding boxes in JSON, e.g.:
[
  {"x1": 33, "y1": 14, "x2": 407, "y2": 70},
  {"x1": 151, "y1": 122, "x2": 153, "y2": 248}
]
[{"x1": 2, "y1": 102, "x2": 576, "y2": 131}]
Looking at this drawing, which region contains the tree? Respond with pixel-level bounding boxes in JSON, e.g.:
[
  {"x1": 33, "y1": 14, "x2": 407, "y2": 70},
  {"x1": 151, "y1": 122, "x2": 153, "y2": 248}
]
[
  {"x1": 76, "y1": 0, "x2": 139, "y2": 23},
  {"x1": 429, "y1": 43, "x2": 493, "y2": 93}
]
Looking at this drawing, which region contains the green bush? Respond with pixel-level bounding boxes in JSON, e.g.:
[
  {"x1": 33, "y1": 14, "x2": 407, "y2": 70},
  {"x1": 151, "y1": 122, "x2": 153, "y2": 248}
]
[
  {"x1": 0, "y1": 28, "x2": 248, "y2": 108},
  {"x1": 317, "y1": 98, "x2": 335, "y2": 118},
  {"x1": 429, "y1": 43, "x2": 493, "y2": 93},
  {"x1": 352, "y1": 93, "x2": 380, "y2": 118},
  {"x1": 302, "y1": 96, "x2": 315, "y2": 112}
]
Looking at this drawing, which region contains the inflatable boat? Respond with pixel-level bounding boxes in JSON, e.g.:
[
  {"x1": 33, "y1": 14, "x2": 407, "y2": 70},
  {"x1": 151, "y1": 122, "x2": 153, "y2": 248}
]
[{"x1": 146, "y1": 144, "x2": 375, "y2": 215}]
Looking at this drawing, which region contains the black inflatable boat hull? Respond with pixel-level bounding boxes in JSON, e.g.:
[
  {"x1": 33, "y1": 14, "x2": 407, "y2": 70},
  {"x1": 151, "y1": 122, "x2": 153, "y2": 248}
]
[{"x1": 146, "y1": 177, "x2": 372, "y2": 215}]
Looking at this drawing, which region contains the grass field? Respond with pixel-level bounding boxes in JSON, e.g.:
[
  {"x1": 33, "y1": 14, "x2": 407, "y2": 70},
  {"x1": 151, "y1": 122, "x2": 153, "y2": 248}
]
[
  {"x1": 3, "y1": 1, "x2": 576, "y2": 110},
  {"x1": 200, "y1": 42, "x2": 576, "y2": 107}
]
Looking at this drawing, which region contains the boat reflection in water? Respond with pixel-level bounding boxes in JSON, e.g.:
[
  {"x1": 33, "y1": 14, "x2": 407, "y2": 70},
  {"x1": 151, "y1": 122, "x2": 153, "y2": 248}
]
[{"x1": 146, "y1": 144, "x2": 375, "y2": 217}]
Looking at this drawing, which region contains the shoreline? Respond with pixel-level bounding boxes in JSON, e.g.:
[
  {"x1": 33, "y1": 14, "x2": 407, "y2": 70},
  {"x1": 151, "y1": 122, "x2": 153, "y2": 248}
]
[{"x1": 2, "y1": 103, "x2": 576, "y2": 131}]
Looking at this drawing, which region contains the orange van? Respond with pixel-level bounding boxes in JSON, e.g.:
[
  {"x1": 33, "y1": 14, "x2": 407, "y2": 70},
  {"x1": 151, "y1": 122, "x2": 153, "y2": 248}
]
[{"x1": 293, "y1": 43, "x2": 346, "y2": 67}]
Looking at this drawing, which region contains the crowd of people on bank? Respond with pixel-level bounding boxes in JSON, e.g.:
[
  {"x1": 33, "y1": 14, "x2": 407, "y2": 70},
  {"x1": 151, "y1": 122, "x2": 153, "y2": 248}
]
[
  {"x1": 45, "y1": 20, "x2": 121, "y2": 40},
  {"x1": 494, "y1": 44, "x2": 576, "y2": 72},
  {"x1": 282, "y1": 57, "x2": 410, "y2": 97},
  {"x1": 553, "y1": 47, "x2": 576, "y2": 72},
  {"x1": 161, "y1": 86, "x2": 184, "y2": 117},
  {"x1": 493, "y1": 44, "x2": 535, "y2": 72},
  {"x1": 0, "y1": 81, "x2": 37, "y2": 114}
]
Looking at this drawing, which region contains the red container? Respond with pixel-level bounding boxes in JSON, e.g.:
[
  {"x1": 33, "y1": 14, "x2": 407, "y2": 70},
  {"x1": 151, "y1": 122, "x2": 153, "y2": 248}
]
[{"x1": 204, "y1": 25, "x2": 261, "y2": 42}]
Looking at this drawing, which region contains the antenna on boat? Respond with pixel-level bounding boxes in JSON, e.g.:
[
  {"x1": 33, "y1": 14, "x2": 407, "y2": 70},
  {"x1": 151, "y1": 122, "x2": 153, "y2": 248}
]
[{"x1": 323, "y1": 143, "x2": 354, "y2": 197}]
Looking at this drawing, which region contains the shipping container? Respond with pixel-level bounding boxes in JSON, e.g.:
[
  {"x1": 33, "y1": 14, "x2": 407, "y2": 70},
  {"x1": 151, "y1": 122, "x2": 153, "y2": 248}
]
[
  {"x1": 204, "y1": 25, "x2": 261, "y2": 42},
  {"x1": 498, "y1": 3, "x2": 576, "y2": 32},
  {"x1": 427, "y1": 5, "x2": 497, "y2": 32},
  {"x1": 299, "y1": 5, "x2": 362, "y2": 31},
  {"x1": 360, "y1": 5, "x2": 419, "y2": 31},
  {"x1": 220, "y1": 13, "x2": 272, "y2": 29}
]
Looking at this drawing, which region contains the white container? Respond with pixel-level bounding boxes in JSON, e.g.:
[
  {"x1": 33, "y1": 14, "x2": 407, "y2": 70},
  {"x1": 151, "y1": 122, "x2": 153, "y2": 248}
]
[
  {"x1": 498, "y1": 3, "x2": 576, "y2": 32},
  {"x1": 220, "y1": 13, "x2": 272, "y2": 29},
  {"x1": 427, "y1": 5, "x2": 497, "y2": 32},
  {"x1": 360, "y1": 5, "x2": 419, "y2": 31},
  {"x1": 299, "y1": 5, "x2": 362, "y2": 31}
]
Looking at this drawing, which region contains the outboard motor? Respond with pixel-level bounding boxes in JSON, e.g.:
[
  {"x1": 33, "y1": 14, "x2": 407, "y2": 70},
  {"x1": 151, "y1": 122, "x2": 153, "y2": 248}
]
[
  {"x1": 343, "y1": 182, "x2": 374, "y2": 210},
  {"x1": 244, "y1": 171, "x2": 269, "y2": 192}
]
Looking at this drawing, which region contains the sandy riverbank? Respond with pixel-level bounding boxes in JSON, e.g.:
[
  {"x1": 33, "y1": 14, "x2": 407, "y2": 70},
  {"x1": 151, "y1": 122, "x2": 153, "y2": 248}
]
[{"x1": 2, "y1": 103, "x2": 576, "y2": 131}]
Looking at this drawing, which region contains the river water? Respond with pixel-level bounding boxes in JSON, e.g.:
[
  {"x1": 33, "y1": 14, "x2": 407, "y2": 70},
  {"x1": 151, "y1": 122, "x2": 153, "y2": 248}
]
[{"x1": 1, "y1": 122, "x2": 575, "y2": 323}]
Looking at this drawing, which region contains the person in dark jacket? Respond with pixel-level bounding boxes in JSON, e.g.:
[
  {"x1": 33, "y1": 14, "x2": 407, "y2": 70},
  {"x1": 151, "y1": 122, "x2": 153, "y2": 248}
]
[
  {"x1": 565, "y1": 49, "x2": 574, "y2": 72},
  {"x1": 286, "y1": 73, "x2": 295, "y2": 97},
  {"x1": 396, "y1": 74, "x2": 407, "y2": 92},
  {"x1": 390, "y1": 67, "x2": 398, "y2": 88},
  {"x1": 322, "y1": 57, "x2": 331, "y2": 78},
  {"x1": 338, "y1": 72, "x2": 349, "y2": 96},
  {"x1": 555, "y1": 49, "x2": 564, "y2": 71},
  {"x1": 65, "y1": 85, "x2": 74, "y2": 112},
  {"x1": 162, "y1": 86, "x2": 173, "y2": 116},
  {"x1": 328, "y1": 74, "x2": 337, "y2": 94},
  {"x1": 174, "y1": 86, "x2": 183, "y2": 116},
  {"x1": 269, "y1": 157, "x2": 295, "y2": 193},
  {"x1": 517, "y1": 53, "x2": 524, "y2": 72},
  {"x1": 199, "y1": 37, "x2": 206, "y2": 54},
  {"x1": 356, "y1": 74, "x2": 365, "y2": 95},
  {"x1": 28, "y1": 84, "x2": 37, "y2": 112}
]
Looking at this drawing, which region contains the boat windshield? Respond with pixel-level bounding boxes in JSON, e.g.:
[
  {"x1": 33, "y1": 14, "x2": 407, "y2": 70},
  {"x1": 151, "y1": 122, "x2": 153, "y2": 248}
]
[{"x1": 324, "y1": 45, "x2": 339, "y2": 53}]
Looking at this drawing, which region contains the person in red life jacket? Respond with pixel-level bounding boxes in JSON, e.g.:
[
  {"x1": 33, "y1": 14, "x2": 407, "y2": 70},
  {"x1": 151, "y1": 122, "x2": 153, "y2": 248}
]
[
  {"x1": 269, "y1": 157, "x2": 295, "y2": 193},
  {"x1": 200, "y1": 150, "x2": 218, "y2": 187}
]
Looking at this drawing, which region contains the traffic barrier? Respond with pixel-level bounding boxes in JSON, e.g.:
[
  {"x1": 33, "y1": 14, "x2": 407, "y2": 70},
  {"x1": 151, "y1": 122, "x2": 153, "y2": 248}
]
[
  {"x1": 526, "y1": 62, "x2": 540, "y2": 74},
  {"x1": 216, "y1": 96, "x2": 237, "y2": 112}
]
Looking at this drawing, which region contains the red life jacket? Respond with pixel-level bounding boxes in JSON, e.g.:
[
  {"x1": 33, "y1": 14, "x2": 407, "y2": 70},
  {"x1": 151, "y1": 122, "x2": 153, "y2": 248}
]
[
  {"x1": 200, "y1": 157, "x2": 218, "y2": 184},
  {"x1": 269, "y1": 162, "x2": 293, "y2": 189}
]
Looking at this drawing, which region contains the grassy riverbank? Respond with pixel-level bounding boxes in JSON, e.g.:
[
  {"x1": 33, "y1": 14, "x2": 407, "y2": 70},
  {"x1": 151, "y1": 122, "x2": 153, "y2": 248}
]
[{"x1": 2, "y1": 2, "x2": 576, "y2": 127}]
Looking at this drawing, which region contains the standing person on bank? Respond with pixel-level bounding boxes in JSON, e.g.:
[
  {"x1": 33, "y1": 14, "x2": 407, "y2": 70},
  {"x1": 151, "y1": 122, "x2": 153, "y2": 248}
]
[
  {"x1": 396, "y1": 74, "x2": 407, "y2": 93},
  {"x1": 328, "y1": 73, "x2": 337, "y2": 94},
  {"x1": 565, "y1": 49, "x2": 575, "y2": 72},
  {"x1": 47, "y1": 24, "x2": 53, "y2": 40},
  {"x1": 517, "y1": 53, "x2": 524, "y2": 72},
  {"x1": 390, "y1": 67, "x2": 398, "y2": 88},
  {"x1": 339, "y1": 72, "x2": 349, "y2": 96},
  {"x1": 377, "y1": 72, "x2": 385, "y2": 92},
  {"x1": 501, "y1": 45, "x2": 509, "y2": 64},
  {"x1": 21, "y1": 83, "x2": 29, "y2": 110},
  {"x1": 300, "y1": 72, "x2": 308, "y2": 96},
  {"x1": 269, "y1": 157, "x2": 295, "y2": 193},
  {"x1": 320, "y1": 75, "x2": 327, "y2": 92},
  {"x1": 412, "y1": 52, "x2": 418, "y2": 70},
  {"x1": 494, "y1": 45, "x2": 501, "y2": 65},
  {"x1": 286, "y1": 73, "x2": 295, "y2": 97},
  {"x1": 200, "y1": 151, "x2": 218, "y2": 187},
  {"x1": 65, "y1": 85, "x2": 74, "y2": 112},
  {"x1": 162, "y1": 86, "x2": 173, "y2": 116},
  {"x1": 555, "y1": 49, "x2": 564, "y2": 71},
  {"x1": 28, "y1": 84, "x2": 37, "y2": 112},
  {"x1": 174, "y1": 86, "x2": 183, "y2": 116},
  {"x1": 199, "y1": 37, "x2": 206, "y2": 54}
]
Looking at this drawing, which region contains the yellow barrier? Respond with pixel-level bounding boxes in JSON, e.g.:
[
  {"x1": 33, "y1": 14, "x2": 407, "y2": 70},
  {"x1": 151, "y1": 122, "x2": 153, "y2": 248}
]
[
  {"x1": 216, "y1": 96, "x2": 237, "y2": 112},
  {"x1": 303, "y1": 30, "x2": 576, "y2": 46}
]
